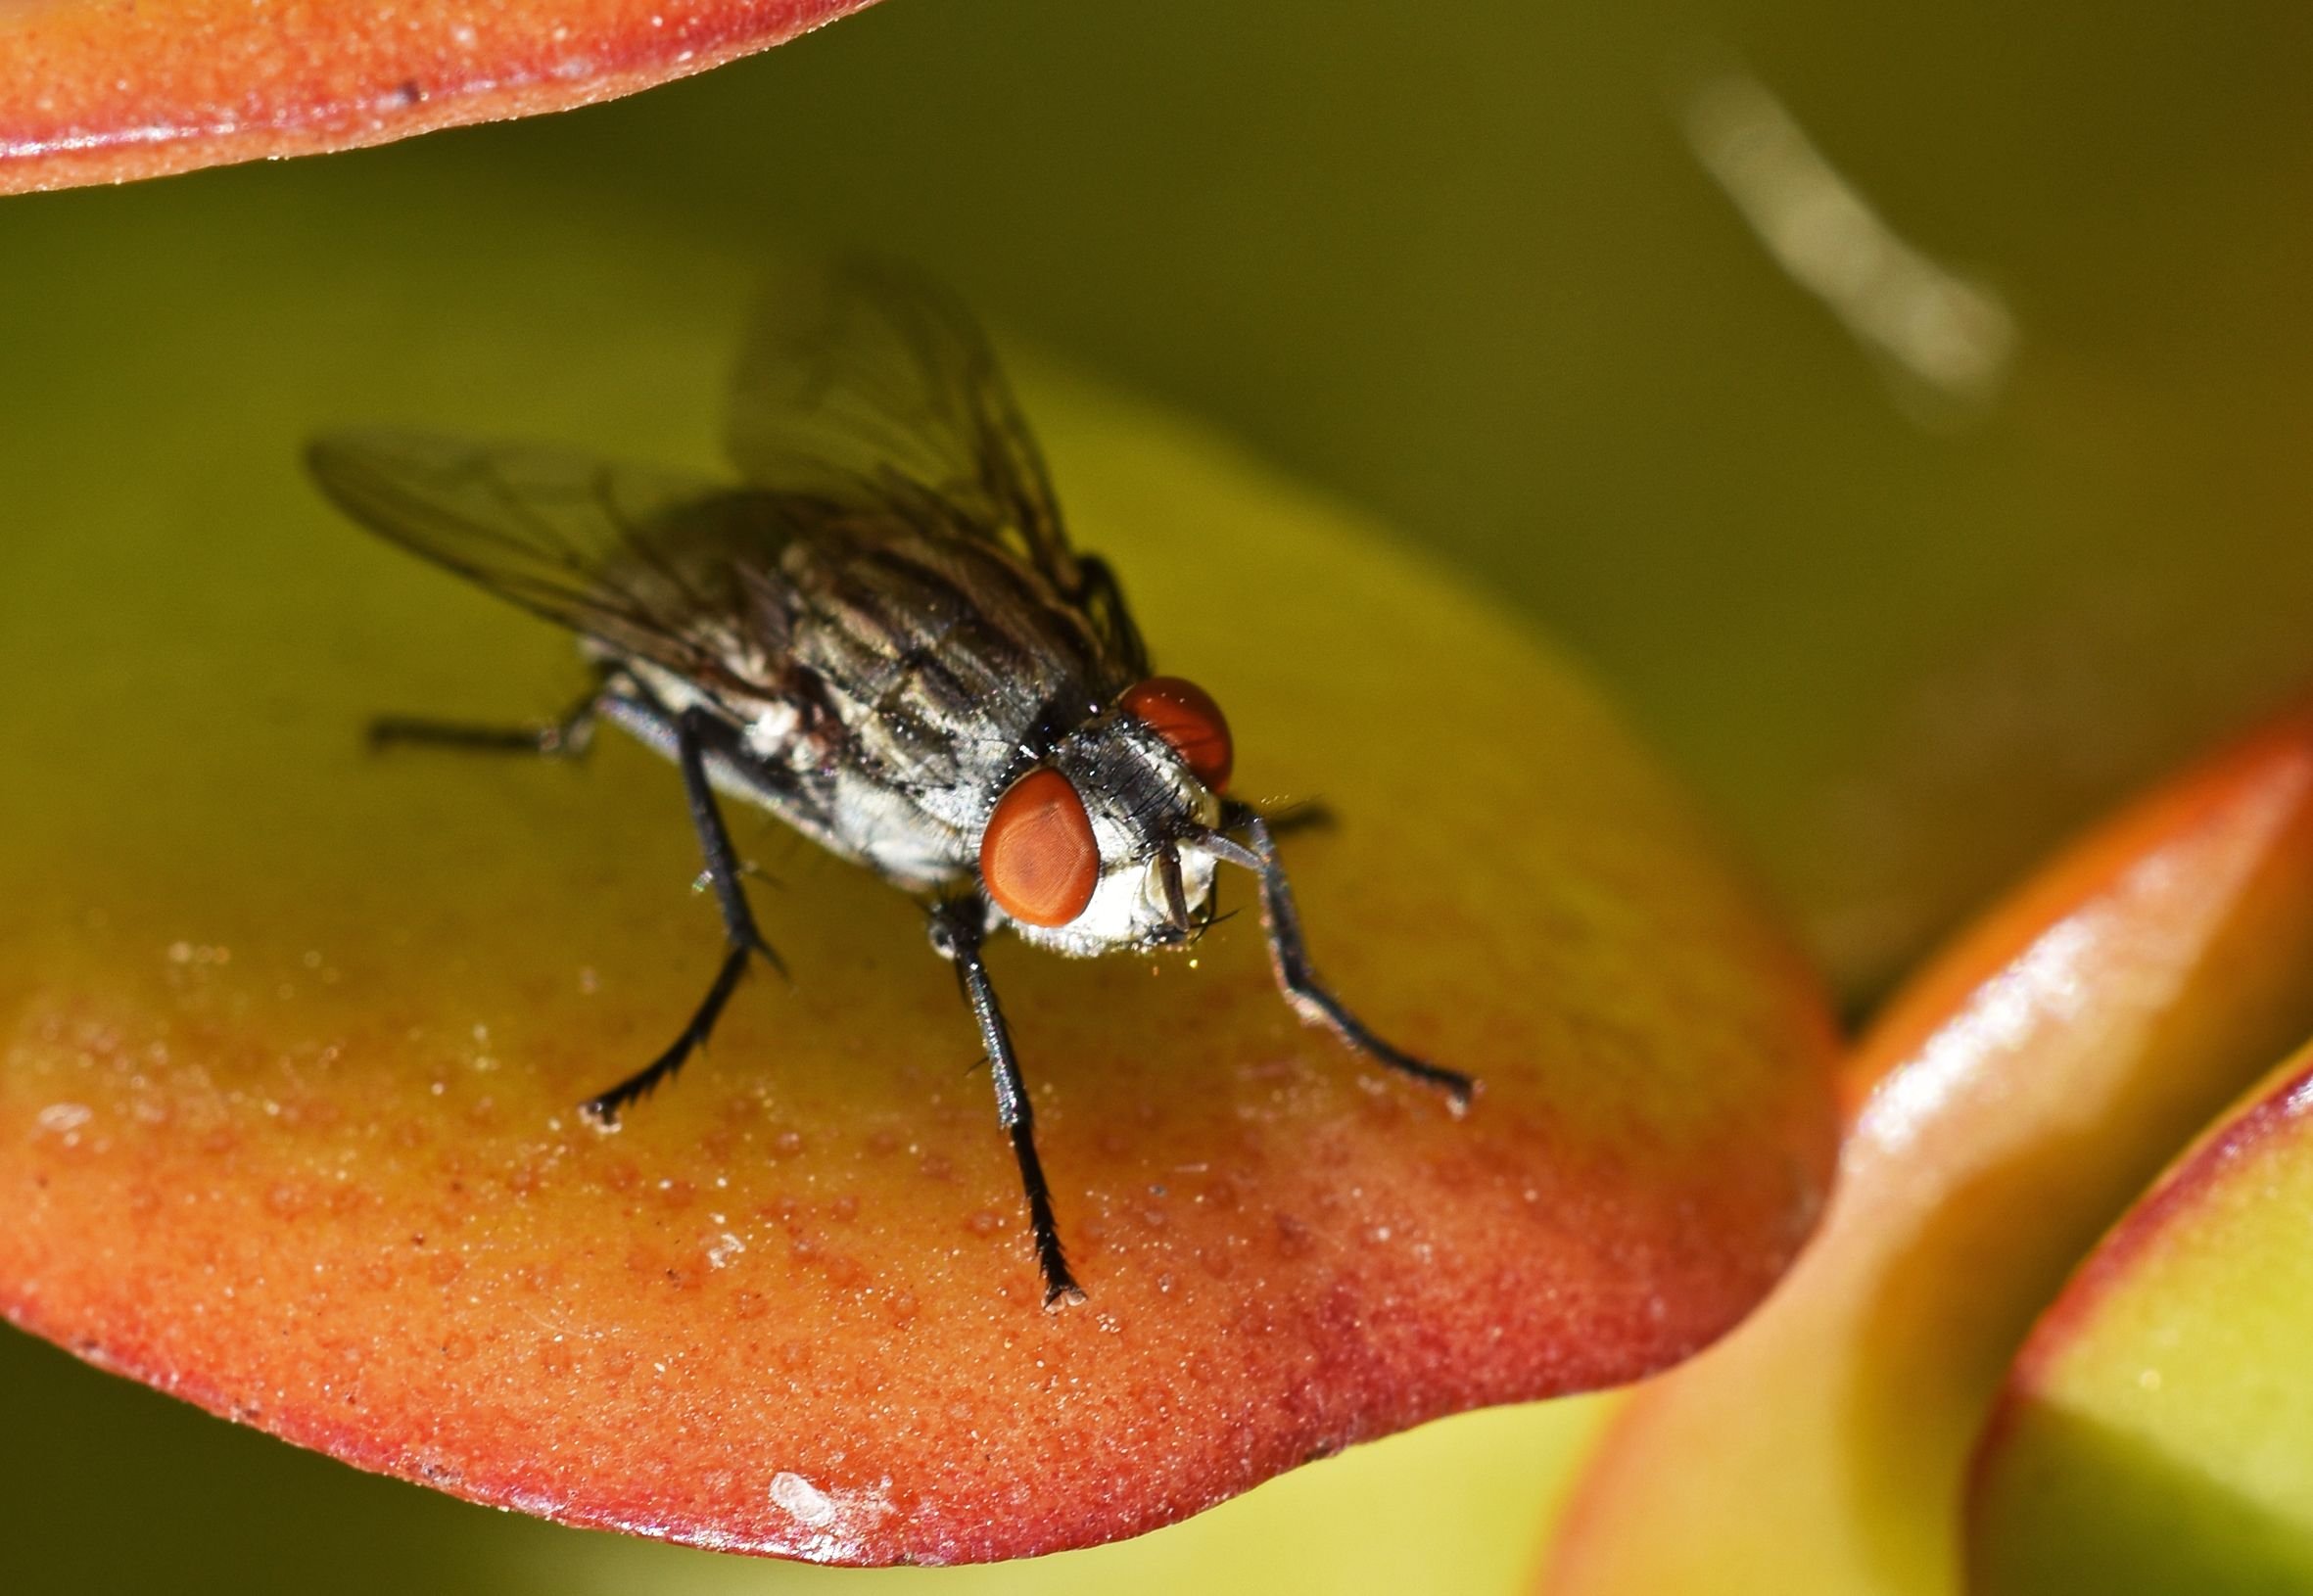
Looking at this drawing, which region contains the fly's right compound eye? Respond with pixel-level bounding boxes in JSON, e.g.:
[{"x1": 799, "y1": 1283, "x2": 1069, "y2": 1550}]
[{"x1": 981, "y1": 767, "x2": 1101, "y2": 927}]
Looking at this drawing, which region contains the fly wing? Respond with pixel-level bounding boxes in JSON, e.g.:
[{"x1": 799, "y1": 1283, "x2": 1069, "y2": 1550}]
[
  {"x1": 725, "y1": 261, "x2": 1147, "y2": 675},
  {"x1": 308, "y1": 429, "x2": 793, "y2": 692}
]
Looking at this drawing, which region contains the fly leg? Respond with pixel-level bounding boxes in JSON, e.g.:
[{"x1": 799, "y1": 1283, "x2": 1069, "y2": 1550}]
[
  {"x1": 581, "y1": 706, "x2": 783, "y2": 1128},
  {"x1": 367, "y1": 684, "x2": 604, "y2": 756},
  {"x1": 1257, "y1": 798, "x2": 1335, "y2": 838},
  {"x1": 1211, "y1": 799, "x2": 1475, "y2": 1111},
  {"x1": 928, "y1": 896, "x2": 1085, "y2": 1308}
]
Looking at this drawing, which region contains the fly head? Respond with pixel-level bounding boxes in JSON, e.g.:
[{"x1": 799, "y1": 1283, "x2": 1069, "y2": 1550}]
[{"x1": 976, "y1": 677, "x2": 1237, "y2": 958}]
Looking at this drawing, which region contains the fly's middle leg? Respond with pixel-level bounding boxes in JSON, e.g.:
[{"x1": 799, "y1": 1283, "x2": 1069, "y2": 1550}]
[
  {"x1": 581, "y1": 705, "x2": 784, "y2": 1129},
  {"x1": 929, "y1": 895, "x2": 1085, "y2": 1308}
]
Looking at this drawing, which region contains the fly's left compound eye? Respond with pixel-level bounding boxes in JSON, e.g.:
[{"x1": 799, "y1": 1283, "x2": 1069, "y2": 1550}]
[
  {"x1": 1121, "y1": 676, "x2": 1233, "y2": 791},
  {"x1": 980, "y1": 767, "x2": 1102, "y2": 927}
]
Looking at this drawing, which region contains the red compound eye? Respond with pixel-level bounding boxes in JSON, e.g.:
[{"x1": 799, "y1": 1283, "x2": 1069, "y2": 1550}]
[
  {"x1": 1122, "y1": 676, "x2": 1233, "y2": 791},
  {"x1": 980, "y1": 767, "x2": 1101, "y2": 927}
]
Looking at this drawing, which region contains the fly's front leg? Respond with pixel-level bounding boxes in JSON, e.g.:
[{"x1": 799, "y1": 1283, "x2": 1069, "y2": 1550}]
[
  {"x1": 368, "y1": 683, "x2": 604, "y2": 757},
  {"x1": 581, "y1": 706, "x2": 783, "y2": 1128},
  {"x1": 1212, "y1": 799, "x2": 1475, "y2": 1112},
  {"x1": 928, "y1": 896, "x2": 1085, "y2": 1308}
]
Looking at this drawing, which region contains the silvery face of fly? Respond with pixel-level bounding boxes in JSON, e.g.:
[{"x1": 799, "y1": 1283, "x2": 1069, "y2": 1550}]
[{"x1": 308, "y1": 260, "x2": 1475, "y2": 1309}]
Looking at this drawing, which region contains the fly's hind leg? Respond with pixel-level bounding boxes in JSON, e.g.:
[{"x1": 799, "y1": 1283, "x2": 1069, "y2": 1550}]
[
  {"x1": 928, "y1": 895, "x2": 1084, "y2": 1308},
  {"x1": 367, "y1": 682, "x2": 605, "y2": 757},
  {"x1": 581, "y1": 705, "x2": 783, "y2": 1128}
]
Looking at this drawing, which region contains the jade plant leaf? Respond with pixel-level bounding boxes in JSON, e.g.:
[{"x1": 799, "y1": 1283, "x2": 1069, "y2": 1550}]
[
  {"x1": 1542, "y1": 706, "x2": 2313, "y2": 1595},
  {"x1": 0, "y1": 179, "x2": 1836, "y2": 1564},
  {"x1": 1968, "y1": 1045, "x2": 2313, "y2": 1594},
  {"x1": 0, "y1": 0, "x2": 875, "y2": 195}
]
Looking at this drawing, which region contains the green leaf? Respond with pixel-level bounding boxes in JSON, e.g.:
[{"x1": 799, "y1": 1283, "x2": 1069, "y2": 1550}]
[{"x1": 1970, "y1": 1046, "x2": 2313, "y2": 1594}]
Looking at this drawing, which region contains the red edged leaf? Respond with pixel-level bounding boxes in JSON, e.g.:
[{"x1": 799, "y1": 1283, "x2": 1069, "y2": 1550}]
[
  {"x1": 0, "y1": 0, "x2": 875, "y2": 195},
  {"x1": 1544, "y1": 706, "x2": 2313, "y2": 1594},
  {"x1": 1968, "y1": 1044, "x2": 2313, "y2": 1592},
  {"x1": 1, "y1": 329, "x2": 1837, "y2": 1560}
]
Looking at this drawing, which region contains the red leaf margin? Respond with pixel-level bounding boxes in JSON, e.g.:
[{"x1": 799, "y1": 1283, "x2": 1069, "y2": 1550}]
[{"x1": 0, "y1": 0, "x2": 877, "y2": 196}]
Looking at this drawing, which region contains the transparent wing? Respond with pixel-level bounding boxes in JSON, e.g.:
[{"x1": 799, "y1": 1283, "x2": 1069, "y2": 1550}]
[
  {"x1": 308, "y1": 429, "x2": 789, "y2": 690},
  {"x1": 724, "y1": 258, "x2": 1081, "y2": 587}
]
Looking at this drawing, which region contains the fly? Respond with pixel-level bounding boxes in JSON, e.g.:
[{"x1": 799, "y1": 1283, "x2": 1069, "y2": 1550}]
[{"x1": 307, "y1": 261, "x2": 1475, "y2": 1307}]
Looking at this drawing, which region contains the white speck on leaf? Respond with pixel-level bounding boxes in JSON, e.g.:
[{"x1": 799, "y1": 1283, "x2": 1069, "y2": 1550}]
[
  {"x1": 36, "y1": 1103, "x2": 92, "y2": 1136},
  {"x1": 771, "y1": 1472, "x2": 838, "y2": 1528}
]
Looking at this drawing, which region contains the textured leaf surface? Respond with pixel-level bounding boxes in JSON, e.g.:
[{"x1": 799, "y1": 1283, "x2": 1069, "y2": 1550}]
[
  {"x1": 0, "y1": 187, "x2": 1836, "y2": 1565},
  {"x1": 1969, "y1": 1047, "x2": 2313, "y2": 1594},
  {"x1": 0, "y1": 0, "x2": 873, "y2": 194},
  {"x1": 1544, "y1": 706, "x2": 2313, "y2": 1596}
]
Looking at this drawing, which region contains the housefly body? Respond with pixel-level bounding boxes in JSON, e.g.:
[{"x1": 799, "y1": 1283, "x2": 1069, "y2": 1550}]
[{"x1": 309, "y1": 263, "x2": 1474, "y2": 1307}]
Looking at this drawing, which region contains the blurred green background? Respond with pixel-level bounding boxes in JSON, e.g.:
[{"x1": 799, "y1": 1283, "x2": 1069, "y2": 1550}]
[{"x1": 8, "y1": 0, "x2": 2313, "y2": 1589}]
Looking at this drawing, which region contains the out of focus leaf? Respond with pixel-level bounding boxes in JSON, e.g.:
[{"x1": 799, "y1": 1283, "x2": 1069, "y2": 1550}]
[
  {"x1": 0, "y1": 0, "x2": 874, "y2": 194},
  {"x1": 1968, "y1": 1045, "x2": 2313, "y2": 1595},
  {"x1": 1542, "y1": 706, "x2": 2313, "y2": 1595}
]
